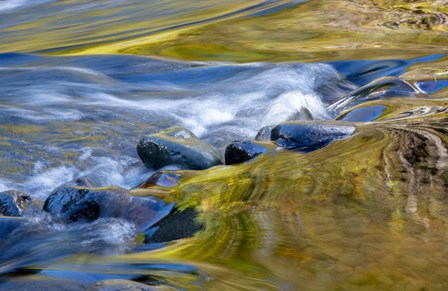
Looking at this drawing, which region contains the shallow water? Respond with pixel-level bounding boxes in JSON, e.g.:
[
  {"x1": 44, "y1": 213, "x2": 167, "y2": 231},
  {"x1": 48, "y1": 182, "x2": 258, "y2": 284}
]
[{"x1": 0, "y1": 0, "x2": 447, "y2": 290}]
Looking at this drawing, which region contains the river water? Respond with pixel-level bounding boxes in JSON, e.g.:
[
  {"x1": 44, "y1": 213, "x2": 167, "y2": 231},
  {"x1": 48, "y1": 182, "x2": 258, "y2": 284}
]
[{"x1": 0, "y1": 0, "x2": 447, "y2": 290}]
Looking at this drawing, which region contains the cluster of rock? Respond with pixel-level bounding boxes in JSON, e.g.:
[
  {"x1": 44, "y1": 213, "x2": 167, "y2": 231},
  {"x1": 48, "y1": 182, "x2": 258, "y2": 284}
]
[
  {"x1": 0, "y1": 185, "x2": 173, "y2": 241},
  {"x1": 1, "y1": 119, "x2": 357, "y2": 239},
  {"x1": 137, "y1": 121, "x2": 356, "y2": 169},
  {"x1": 0, "y1": 117, "x2": 356, "y2": 243}
]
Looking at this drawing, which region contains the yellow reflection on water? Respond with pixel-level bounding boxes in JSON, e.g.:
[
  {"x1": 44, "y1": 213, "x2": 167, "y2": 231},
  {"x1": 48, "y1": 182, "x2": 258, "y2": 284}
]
[{"x1": 69, "y1": 110, "x2": 448, "y2": 290}]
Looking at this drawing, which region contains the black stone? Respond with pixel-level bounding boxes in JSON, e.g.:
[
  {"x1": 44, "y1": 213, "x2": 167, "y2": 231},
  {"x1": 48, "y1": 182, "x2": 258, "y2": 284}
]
[
  {"x1": 43, "y1": 187, "x2": 171, "y2": 230},
  {"x1": 147, "y1": 208, "x2": 204, "y2": 243},
  {"x1": 42, "y1": 187, "x2": 127, "y2": 221},
  {"x1": 271, "y1": 121, "x2": 356, "y2": 152},
  {"x1": 225, "y1": 140, "x2": 275, "y2": 165},
  {"x1": 66, "y1": 200, "x2": 100, "y2": 222},
  {"x1": 137, "y1": 127, "x2": 222, "y2": 170}
]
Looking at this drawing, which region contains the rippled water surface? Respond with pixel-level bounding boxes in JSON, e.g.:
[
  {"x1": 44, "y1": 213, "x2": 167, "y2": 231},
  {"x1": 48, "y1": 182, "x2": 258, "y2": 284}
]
[{"x1": 0, "y1": 0, "x2": 447, "y2": 290}]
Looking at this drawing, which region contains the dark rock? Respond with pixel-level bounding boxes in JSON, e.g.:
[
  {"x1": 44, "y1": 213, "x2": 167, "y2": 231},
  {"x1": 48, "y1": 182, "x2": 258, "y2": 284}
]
[
  {"x1": 271, "y1": 121, "x2": 356, "y2": 152},
  {"x1": 147, "y1": 208, "x2": 204, "y2": 243},
  {"x1": 254, "y1": 126, "x2": 273, "y2": 141},
  {"x1": 145, "y1": 172, "x2": 180, "y2": 188},
  {"x1": 225, "y1": 140, "x2": 276, "y2": 165},
  {"x1": 43, "y1": 187, "x2": 173, "y2": 230},
  {"x1": 337, "y1": 104, "x2": 387, "y2": 122},
  {"x1": 0, "y1": 190, "x2": 32, "y2": 217},
  {"x1": 137, "y1": 127, "x2": 222, "y2": 170}
]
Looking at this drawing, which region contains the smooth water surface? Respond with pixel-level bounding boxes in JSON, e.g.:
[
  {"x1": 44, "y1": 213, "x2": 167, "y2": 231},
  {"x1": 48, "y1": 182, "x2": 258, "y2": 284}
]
[{"x1": 0, "y1": 0, "x2": 447, "y2": 290}]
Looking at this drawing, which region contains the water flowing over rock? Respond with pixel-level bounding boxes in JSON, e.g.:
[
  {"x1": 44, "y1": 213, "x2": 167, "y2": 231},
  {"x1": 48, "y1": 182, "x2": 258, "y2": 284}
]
[
  {"x1": 137, "y1": 127, "x2": 223, "y2": 170},
  {"x1": 254, "y1": 126, "x2": 274, "y2": 141},
  {"x1": 225, "y1": 140, "x2": 276, "y2": 165},
  {"x1": 270, "y1": 121, "x2": 357, "y2": 151},
  {"x1": 43, "y1": 186, "x2": 173, "y2": 231}
]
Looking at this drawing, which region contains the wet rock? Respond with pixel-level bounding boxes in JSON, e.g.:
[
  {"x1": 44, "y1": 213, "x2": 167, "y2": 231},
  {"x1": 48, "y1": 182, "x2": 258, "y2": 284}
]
[
  {"x1": 144, "y1": 172, "x2": 180, "y2": 188},
  {"x1": 271, "y1": 121, "x2": 356, "y2": 152},
  {"x1": 225, "y1": 140, "x2": 276, "y2": 165},
  {"x1": 43, "y1": 187, "x2": 173, "y2": 230},
  {"x1": 137, "y1": 127, "x2": 222, "y2": 170},
  {"x1": 337, "y1": 104, "x2": 387, "y2": 122},
  {"x1": 0, "y1": 190, "x2": 32, "y2": 217},
  {"x1": 87, "y1": 279, "x2": 175, "y2": 291},
  {"x1": 254, "y1": 126, "x2": 273, "y2": 141},
  {"x1": 147, "y1": 208, "x2": 204, "y2": 243}
]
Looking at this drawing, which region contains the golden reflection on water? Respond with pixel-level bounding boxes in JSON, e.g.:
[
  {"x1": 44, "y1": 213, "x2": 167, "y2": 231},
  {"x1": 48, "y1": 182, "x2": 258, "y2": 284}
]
[
  {"x1": 103, "y1": 105, "x2": 447, "y2": 289},
  {"x1": 82, "y1": 0, "x2": 448, "y2": 62},
  {"x1": 1, "y1": 0, "x2": 447, "y2": 289}
]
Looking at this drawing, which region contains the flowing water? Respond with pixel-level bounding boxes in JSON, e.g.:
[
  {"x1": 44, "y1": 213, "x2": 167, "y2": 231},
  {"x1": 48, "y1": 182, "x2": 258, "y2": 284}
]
[{"x1": 0, "y1": 0, "x2": 447, "y2": 290}]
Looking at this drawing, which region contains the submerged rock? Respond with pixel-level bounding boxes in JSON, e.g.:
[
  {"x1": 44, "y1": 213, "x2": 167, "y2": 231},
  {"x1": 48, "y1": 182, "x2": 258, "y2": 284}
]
[
  {"x1": 147, "y1": 208, "x2": 204, "y2": 243},
  {"x1": 225, "y1": 140, "x2": 276, "y2": 165},
  {"x1": 0, "y1": 190, "x2": 32, "y2": 217},
  {"x1": 144, "y1": 172, "x2": 180, "y2": 188},
  {"x1": 254, "y1": 126, "x2": 273, "y2": 141},
  {"x1": 271, "y1": 121, "x2": 356, "y2": 151},
  {"x1": 137, "y1": 127, "x2": 222, "y2": 170},
  {"x1": 43, "y1": 187, "x2": 173, "y2": 231}
]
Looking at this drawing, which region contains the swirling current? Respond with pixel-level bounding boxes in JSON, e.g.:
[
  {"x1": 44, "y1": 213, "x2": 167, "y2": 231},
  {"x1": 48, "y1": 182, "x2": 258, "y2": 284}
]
[{"x1": 0, "y1": 0, "x2": 447, "y2": 290}]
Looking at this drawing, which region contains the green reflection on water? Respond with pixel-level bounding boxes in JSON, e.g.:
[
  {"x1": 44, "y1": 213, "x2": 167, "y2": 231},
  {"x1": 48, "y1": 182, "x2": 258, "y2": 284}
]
[
  {"x1": 1, "y1": 0, "x2": 447, "y2": 289},
  {"x1": 116, "y1": 105, "x2": 447, "y2": 289}
]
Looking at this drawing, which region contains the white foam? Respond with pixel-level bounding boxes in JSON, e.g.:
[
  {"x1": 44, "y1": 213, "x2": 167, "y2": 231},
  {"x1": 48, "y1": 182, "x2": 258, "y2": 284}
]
[
  {"x1": 262, "y1": 90, "x2": 330, "y2": 126},
  {"x1": 0, "y1": 178, "x2": 11, "y2": 192},
  {"x1": 0, "y1": 0, "x2": 54, "y2": 12},
  {"x1": 24, "y1": 165, "x2": 79, "y2": 199},
  {"x1": 0, "y1": 0, "x2": 28, "y2": 11}
]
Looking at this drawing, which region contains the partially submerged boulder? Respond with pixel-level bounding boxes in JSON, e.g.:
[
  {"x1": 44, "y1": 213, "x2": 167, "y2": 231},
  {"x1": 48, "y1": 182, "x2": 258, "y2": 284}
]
[
  {"x1": 270, "y1": 121, "x2": 356, "y2": 151},
  {"x1": 144, "y1": 172, "x2": 180, "y2": 188},
  {"x1": 137, "y1": 127, "x2": 222, "y2": 170},
  {"x1": 254, "y1": 126, "x2": 273, "y2": 141},
  {"x1": 43, "y1": 186, "x2": 173, "y2": 231},
  {"x1": 0, "y1": 190, "x2": 32, "y2": 217},
  {"x1": 147, "y1": 208, "x2": 204, "y2": 243},
  {"x1": 225, "y1": 140, "x2": 276, "y2": 165}
]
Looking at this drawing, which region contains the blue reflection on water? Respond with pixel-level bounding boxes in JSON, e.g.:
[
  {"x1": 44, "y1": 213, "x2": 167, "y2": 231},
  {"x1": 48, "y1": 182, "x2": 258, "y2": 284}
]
[{"x1": 328, "y1": 54, "x2": 446, "y2": 87}]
